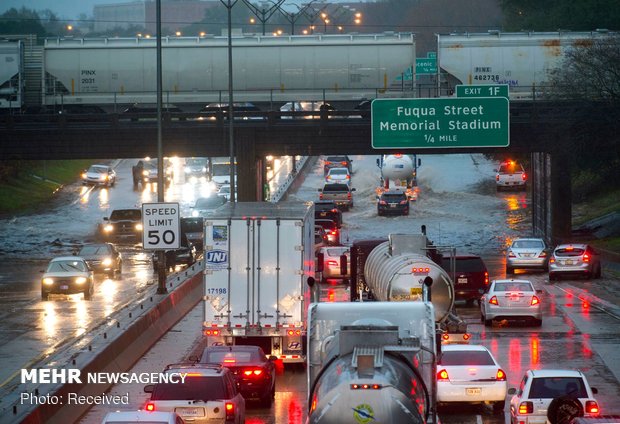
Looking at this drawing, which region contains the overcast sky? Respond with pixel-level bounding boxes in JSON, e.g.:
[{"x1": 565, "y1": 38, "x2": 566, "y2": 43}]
[{"x1": 1, "y1": 0, "x2": 131, "y2": 19}]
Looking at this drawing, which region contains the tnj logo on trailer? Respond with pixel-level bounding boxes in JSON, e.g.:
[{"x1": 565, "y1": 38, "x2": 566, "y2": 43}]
[{"x1": 206, "y1": 250, "x2": 228, "y2": 269}]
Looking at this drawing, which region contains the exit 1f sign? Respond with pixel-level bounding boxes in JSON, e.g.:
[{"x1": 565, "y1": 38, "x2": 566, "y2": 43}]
[{"x1": 456, "y1": 84, "x2": 509, "y2": 98}]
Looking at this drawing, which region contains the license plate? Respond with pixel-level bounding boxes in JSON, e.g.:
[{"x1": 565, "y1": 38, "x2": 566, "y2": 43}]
[
  {"x1": 524, "y1": 253, "x2": 533, "y2": 257},
  {"x1": 466, "y1": 388, "x2": 481, "y2": 396},
  {"x1": 510, "y1": 295, "x2": 520, "y2": 302},
  {"x1": 390, "y1": 204, "x2": 397, "y2": 208},
  {"x1": 176, "y1": 407, "x2": 204, "y2": 417},
  {"x1": 457, "y1": 278, "x2": 467, "y2": 284},
  {"x1": 232, "y1": 328, "x2": 246, "y2": 336},
  {"x1": 60, "y1": 285, "x2": 69, "y2": 290},
  {"x1": 566, "y1": 259, "x2": 574, "y2": 265}
]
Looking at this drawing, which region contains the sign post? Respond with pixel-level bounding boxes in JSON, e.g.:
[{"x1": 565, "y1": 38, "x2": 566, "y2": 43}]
[
  {"x1": 371, "y1": 97, "x2": 509, "y2": 149},
  {"x1": 142, "y1": 202, "x2": 181, "y2": 250}
]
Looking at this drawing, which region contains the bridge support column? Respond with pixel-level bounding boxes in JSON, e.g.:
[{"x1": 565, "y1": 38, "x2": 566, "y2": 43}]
[
  {"x1": 531, "y1": 150, "x2": 572, "y2": 245},
  {"x1": 236, "y1": 132, "x2": 261, "y2": 202}
]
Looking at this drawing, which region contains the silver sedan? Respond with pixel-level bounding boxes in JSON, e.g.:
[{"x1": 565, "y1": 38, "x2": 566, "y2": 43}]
[
  {"x1": 480, "y1": 279, "x2": 543, "y2": 327},
  {"x1": 506, "y1": 237, "x2": 549, "y2": 274}
]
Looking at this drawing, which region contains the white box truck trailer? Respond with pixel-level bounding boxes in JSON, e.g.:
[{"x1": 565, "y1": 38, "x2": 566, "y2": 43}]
[{"x1": 202, "y1": 202, "x2": 314, "y2": 364}]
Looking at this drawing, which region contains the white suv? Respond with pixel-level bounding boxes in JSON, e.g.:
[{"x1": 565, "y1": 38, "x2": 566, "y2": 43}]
[
  {"x1": 509, "y1": 369, "x2": 600, "y2": 424},
  {"x1": 144, "y1": 363, "x2": 245, "y2": 423},
  {"x1": 496, "y1": 160, "x2": 527, "y2": 190}
]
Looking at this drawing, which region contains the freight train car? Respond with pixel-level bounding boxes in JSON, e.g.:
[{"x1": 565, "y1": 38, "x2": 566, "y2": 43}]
[
  {"x1": 437, "y1": 30, "x2": 616, "y2": 97},
  {"x1": 0, "y1": 39, "x2": 24, "y2": 110},
  {"x1": 42, "y1": 33, "x2": 415, "y2": 106}
]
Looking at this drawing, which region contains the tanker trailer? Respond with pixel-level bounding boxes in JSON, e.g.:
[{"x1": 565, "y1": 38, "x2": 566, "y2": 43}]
[
  {"x1": 307, "y1": 301, "x2": 438, "y2": 424},
  {"x1": 364, "y1": 233, "x2": 468, "y2": 343}
]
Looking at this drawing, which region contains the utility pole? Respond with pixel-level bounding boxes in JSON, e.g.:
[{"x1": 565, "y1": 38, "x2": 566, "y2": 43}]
[{"x1": 155, "y1": 0, "x2": 167, "y2": 294}]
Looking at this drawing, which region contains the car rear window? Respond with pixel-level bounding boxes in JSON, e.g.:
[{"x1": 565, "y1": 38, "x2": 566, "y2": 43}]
[
  {"x1": 512, "y1": 240, "x2": 544, "y2": 249},
  {"x1": 326, "y1": 156, "x2": 348, "y2": 162},
  {"x1": 329, "y1": 169, "x2": 349, "y2": 175},
  {"x1": 494, "y1": 282, "x2": 533, "y2": 292},
  {"x1": 323, "y1": 184, "x2": 349, "y2": 192},
  {"x1": 442, "y1": 257, "x2": 486, "y2": 273},
  {"x1": 555, "y1": 248, "x2": 585, "y2": 256},
  {"x1": 529, "y1": 377, "x2": 587, "y2": 399},
  {"x1": 151, "y1": 376, "x2": 226, "y2": 401},
  {"x1": 203, "y1": 351, "x2": 254, "y2": 363},
  {"x1": 181, "y1": 218, "x2": 203, "y2": 233},
  {"x1": 439, "y1": 350, "x2": 495, "y2": 366},
  {"x1": 326, "y1": 248, "x2": 349, "y2": 257},
  {"x1": 316, "y1": 220, "x2": 338, "y2": 230},
  {"x1": 381, "y1": 194, "x2": 406, "y2": 201}
]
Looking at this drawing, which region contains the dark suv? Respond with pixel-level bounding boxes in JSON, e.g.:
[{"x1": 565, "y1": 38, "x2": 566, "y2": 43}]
[
  {"x1": 99, "y1": 209, "x2": 142, "y2": 242},
  {"x1": 314, "y1": 200, "x2": 343, "y2": 228},
  {"x1": 377, "y1": 189, "x2": 409, "y2": 216},
  {"x1": 441, "y1": 254, "x2": 489, "y2": 304},
  {"x1": 323, "y1": 155, "x2": 352, "y2": 175}
]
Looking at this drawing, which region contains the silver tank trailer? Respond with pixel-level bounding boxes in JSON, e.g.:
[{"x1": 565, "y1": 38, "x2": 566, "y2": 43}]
[{"x1": 364, "y1": 234, "x2": 455, "y2": 322}]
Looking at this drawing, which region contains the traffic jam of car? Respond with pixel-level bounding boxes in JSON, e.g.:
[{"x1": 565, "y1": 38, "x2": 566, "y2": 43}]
[{"x1": 8, "y1": 154, "x2": 617, "y2": 424}]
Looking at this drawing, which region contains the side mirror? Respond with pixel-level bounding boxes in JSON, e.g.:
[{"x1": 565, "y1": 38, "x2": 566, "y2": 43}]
[
  {"x1": 103, "y1": 217, "x2": 109, "y2": 221},
  {"x1": 268, "y1": 355, "x2": 278, "y2": 362},
  {"x1": 507, "y1": 388, "x2": 516, "y2": 395},
  {"x1": 536, "y1": 289, "x2": 543, "y2": 294},
  {"x1": 592, "y1": 387, "x2": 598, "y2": 394},
  {"x1": 351, "y1": 188, "x2": 356, "y2": 192},
  {"x1": 144, "y1": 384, "x2": 154, "y2": 393},
  {"x1": 317, "y1": 188, "x2": 323, "y2": 192},
  {"x1": 307, "y1": 276, "x2": 316, "y2": 288}
]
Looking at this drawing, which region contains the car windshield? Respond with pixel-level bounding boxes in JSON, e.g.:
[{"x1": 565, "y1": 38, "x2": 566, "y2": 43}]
[
  {"x1": 494, "y1": 282, "x2": 533, "y2": 292},
  {"x1": 529, "y1": 376, "x2": 587, "y2": 398},
  {"x1": 47, "y1": 260, "x2": 87, "y2": 272},
  {"x1": 555, "y1": 247, "x2": 586, "y2": 256},
  {"x1": 202, "y1": 351, "x2": 257, "y2": 364},
  {"x1": 88, "y1": 166, "x2": 107, "y2": 174},
  {"x1": 181, "y1": 218, "x2": 203, "y2": 232},
  {"x1": 512, "y1": 240, "x2": 544, "y2": 249},
  {"x1": 150, "y1": 376, "x2": 226, "y2": 401},
  {"x1": 110, "y1": 210, "x2": 141, "y2": 220},
  {"x1": 79, "y1": 245, "x2": 111, "y2": 256},
  {"x1": 439, "y1": 350, "x2": 495, "y2": 366},
  {"x1": 194, "y1": 197, "x2": 224, "y2": 209}
]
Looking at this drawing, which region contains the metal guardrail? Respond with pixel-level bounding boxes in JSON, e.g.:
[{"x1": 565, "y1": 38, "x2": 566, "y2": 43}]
[{"x1": 269, "y1": 156, "x2": 309, "y2": 203}]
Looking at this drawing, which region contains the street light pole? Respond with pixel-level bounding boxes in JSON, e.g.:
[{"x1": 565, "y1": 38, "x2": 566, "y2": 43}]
[
  {"x1": 220, "y1": 0, "x2": 238, "y2": 202},
  {"x1": 155, "y1": 0, "x2": 167, "y2": 294}
]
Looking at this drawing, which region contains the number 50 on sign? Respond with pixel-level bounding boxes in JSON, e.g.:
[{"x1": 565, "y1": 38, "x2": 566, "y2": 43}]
[{"x1": 142, "y1": 202, "x2": 180, "y2": 250}]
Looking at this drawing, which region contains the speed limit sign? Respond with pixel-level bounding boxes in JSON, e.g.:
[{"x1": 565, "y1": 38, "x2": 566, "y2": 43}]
[{"x1": 142, "y1": 202, "x2": 180, "y2": 250}]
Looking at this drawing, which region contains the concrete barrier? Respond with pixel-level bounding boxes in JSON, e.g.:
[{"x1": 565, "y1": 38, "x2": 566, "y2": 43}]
[{"x1": 15, "y1": 268, "x2": 203, "y2": 424}]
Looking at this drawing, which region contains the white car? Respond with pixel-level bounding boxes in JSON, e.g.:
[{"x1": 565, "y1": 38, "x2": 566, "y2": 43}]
[
  {"x1": 509, "y1": 369, "x2": 600, "y2": 424},
  {"x1": 82, "y1": 164, "x2": 116, "y2": 187},
  {"x1": 495, "y1": 160, "x2": 526, "y2": 190},
  {"x1": 437, "y1": 344, "x2": 507, "y2": 414},
  {"x1": 217, "y1": 184, "x2": 234, "y2": 201},
  {"x1": 506, "y1": 237, "x2": 550, "y2": 274},
  {"x1": 144, "y1": 363, "x2": 245, "y2": 424},
  {"x1": 40, "y1": 256, "x2": 94, "y2": 301},
  {"x1": 480, "y1": 279, "x2": 543, "y2": 327},
  {"x1": 101, "y1": 410, "x2": 183, "y2": 424},
  {"x1": 317, "y1": 246, "x2": 350, "y2": 282},
  {"x1": 325, "y1": 167, "x2": 351, "y2": 185}
]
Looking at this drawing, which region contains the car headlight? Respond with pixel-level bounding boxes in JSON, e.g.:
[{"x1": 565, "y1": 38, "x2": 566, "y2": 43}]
[
  {"x1": 104, "y1": 224, "x2": 114, "y2": 232},
  {"x1": 81, "y1": 173, "x2": 87, "y2": 179},
  {"x1": 201, "y1": 167, "x2": 207, "y2": 172},
  {"x1": 102, "y1": 258, "x2": 112, "y2": 266},
  {"x1": 143, "y1": 170, "x2": 149, "y2": 176},
  {"x1": 185, "y1": 167, "x2": 191, "y2": 173},
  {"x1": 100, "y1": 175, "x2": 107, "y2": 180},
  {"x1": 135, "y1": 223, "x2": 143, "y2": 231},
  {"x1": 42, "y1": 278, "x2": 54, "y2": 285},
  {"x1": 192, "y1": 210, "x2": 199, "y2": 217},
  {"x1": 75, "y1": 277, "x2": 87, "y2": 284}
]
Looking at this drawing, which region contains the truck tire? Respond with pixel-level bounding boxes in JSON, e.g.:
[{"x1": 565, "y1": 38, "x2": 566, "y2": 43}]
[
  {"x1": 84, "y1": 284, "x2": 93, "y2": 300},
  {"x1": 547, "y1": 396, "x2": 583, "y2": 424},
  {"x1": 492, "y1": 400, "x2": 505, "y2": 414},
  {"x1": 532, "y1": 318, "x2": 543, "y2": 327},
  {"x1": 41, "y1": 290, "x2": 49, "y2": 301},
  {"x1": 506, "y1": 266, "x2": 514, "y2": 275},
  {"x1": 484, "y1": 318, "x2": 493, "y2": 327}
]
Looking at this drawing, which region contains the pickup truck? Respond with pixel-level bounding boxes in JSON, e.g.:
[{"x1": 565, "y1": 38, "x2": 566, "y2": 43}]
[{"x1": 318, "y1": 183, "x2": 356, "y2": 210}]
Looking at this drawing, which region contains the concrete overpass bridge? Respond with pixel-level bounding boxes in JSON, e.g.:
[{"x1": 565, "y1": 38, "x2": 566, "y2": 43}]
[{"x1": 1, "y1": 100, "x2": 617, "y2": 244}]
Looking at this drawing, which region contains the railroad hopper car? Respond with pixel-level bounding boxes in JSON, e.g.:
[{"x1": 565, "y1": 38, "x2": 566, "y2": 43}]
[
  {"x1": 42, "y1": 33, "x2": 416, "y2": 106},
  {"x1": 0, "y1": 39, "x2": 24, "y2": 110},
  {"x1": 437, "y1": 30, "x2": 617, "y2": 97}
]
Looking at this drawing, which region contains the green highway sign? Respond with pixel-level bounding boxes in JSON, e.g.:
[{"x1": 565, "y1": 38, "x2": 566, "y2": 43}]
[
  {"x1": 371, "y1": 98, "x2": 510, "y2": 149},
  {"x1": 456, "y1": 84, "x2": 509, "y2": 98},
  {"x1": 415, "y1": 57, "x2": 437, "y2": 75}
]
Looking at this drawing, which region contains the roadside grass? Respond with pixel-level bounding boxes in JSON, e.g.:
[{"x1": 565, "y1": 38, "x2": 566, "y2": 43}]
[
  {"x1": 573, "y1": 188, "x2": 620, "y2": 226},
  {"x1": 0, "y1": 160, "x2": 92, "y2": 215}
]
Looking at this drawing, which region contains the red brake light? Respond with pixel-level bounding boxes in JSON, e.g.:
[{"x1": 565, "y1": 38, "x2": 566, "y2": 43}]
[
  {"x1": 437, "y1": 369, "x2": 449, "y2": 381},
  {"x1": 530, "y1": 295, "x2": 540, "y2": 306},
  {"x1": 394, "y1": 153, "x2": 402, "y2": 158},
  {"x1": 496, "y1": 369, "x2": 506, "y2": 381},
  {"x1": 145, "y1": 403, "x2": 155, "y2": 411},
  {"x1": 522, "y1": 173, "x2": 527, "y2": 181},
  {"x1": 223, "y1": 358, "x2": 236, "y2": 364},
  {"x1": 330, "y1": 230, "x2": 337, "y2": 235},
  {"x1": 341, "y1": 161, "x2": 347, "y2": 166},
  {"x1": 319, "y1": 193, "x2": 323, "y2": 200},
  {"x1": 550, "y1": 258, "x2": 556, "y2": 264},
  {"x1": 489, "y1": 296, "x2": 498, "y2": 305},
  {"x1": 325, "y1": 161, "x2": 332, "y2": 165},
  {"x1": 243, "y1": 369, "x2": 263, "y2": 376},
  {"x1": 484, "y1": 271, "x2": 489, "y2": 285},
  {"x1": 326, "y1": 260, "x2": 338, "y2": 267},
  {"x1": 225, "y1": 402, "x2": 235, "y2": 420},
  {"x1": 538, "y1": 251, "x2": 547, "y2": 258},
  {"x1": 287, "y1": 330, "x2": 294, "y2": 336},
  {"x1": 566, "y1": 246, "x2": 574, "y2": 251},
  {"x1": 583, "y1": 253, "x2": 590, "y2": 262},
  {"x1": 585, "y1": 400, "x2": 599, "y2": 414},
  {"x1": 442, "y1": 334, "x2": 449, "y2": 341},
  {"x1": 347, "y1": 192, "x2": 351, "y2": 199},
  {"x1": 519, "y1": 401, "x2": 533, "y2": 414}
]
